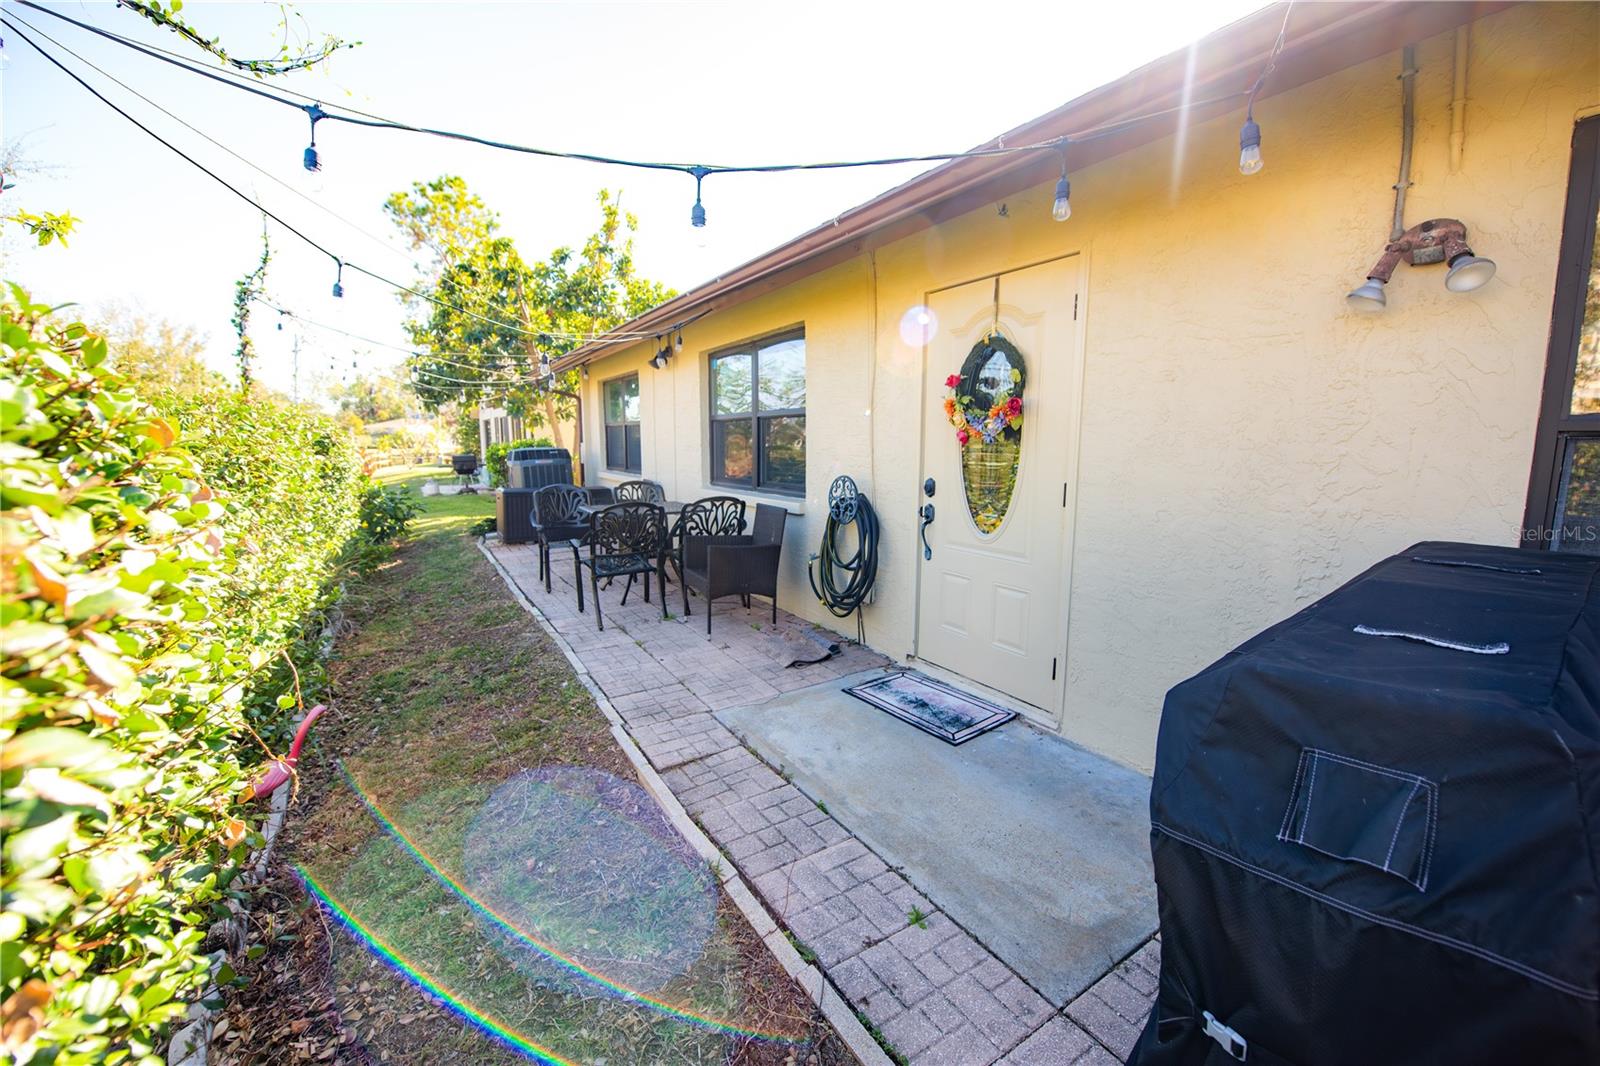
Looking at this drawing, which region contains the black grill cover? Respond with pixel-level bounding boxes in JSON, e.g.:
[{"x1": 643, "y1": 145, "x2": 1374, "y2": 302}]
[{"x1": 1133, "y1": 542, "x2": 1600, "y2": 1066}]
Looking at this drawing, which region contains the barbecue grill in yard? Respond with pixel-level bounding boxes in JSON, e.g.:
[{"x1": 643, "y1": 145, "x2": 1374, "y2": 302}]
[{"x1": 451, "y1": 453, "x2": 480, "y2": 491}]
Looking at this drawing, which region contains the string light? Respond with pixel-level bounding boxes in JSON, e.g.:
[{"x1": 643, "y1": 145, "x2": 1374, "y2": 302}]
[
  {"x1": 1238, "y1": 111, "x2": 1263, "y2": 175},
  {"x1": 331, "y1": 260, "x2": 344, "y2": 298},
  {"x1": 689, "y1": 167, "x2": 708, "y2": 228},
  {"x1": 1238, "y1": 2, "x2": 1292, "y2": 177},
  {"x1": 11, "y1": 0, "x2": 1297, "y2": 239},
  {"x1": 1051, "y1": 143, "x2": 1072, "y2": 222},
  {"x1": 303, "y1": 102, "x2": 325, "y2": 172},
  {"x1": 674, "y1": 331, "x2": 684, "y2": 352}
]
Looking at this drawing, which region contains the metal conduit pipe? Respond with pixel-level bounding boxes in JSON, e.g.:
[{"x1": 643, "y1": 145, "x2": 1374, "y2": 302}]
[
  {"x1": 1450, "y1": 26, "x2": 1470, "y2": 173},
  {"x1": 1391, "y1": 44, "x2": 1418, "y2": 242}
]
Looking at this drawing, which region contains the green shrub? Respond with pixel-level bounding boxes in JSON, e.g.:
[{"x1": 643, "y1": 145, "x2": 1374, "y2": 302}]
[
  {"x1": 484, "y1": 436, "x2": 556, "y2": 487},
  {"x1": 0, "y1": 286, "x2": 363, "y2": 1063},
  {"x1": 356, "y1": 481, "x2": 423, "y2": 548}
]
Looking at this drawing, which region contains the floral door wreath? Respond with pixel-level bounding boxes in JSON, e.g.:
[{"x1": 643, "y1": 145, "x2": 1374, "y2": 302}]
[{"x1": 942, "y1": 334, "x2": 1025, "y2": 447}]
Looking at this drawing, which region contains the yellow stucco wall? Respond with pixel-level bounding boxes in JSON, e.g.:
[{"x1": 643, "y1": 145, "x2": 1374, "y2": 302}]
[{"x1": 577, "y1": 2, "x2": 1599, "y2": 772}]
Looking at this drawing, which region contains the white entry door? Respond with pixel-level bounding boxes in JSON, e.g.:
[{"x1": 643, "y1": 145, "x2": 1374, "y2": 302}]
[{"x1": 914, "y1": 256, "x2": 1081, "y2": 722}]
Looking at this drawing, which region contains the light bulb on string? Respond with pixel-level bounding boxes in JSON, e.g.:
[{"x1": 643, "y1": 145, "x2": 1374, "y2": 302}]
[
  {"x1": 675, "y1": 331, "x2": 684, "y2": 352},
  {"x1": 689, "y1": 166, "x2": 709, "y2": 229},
  {"x1": 1238, "y1": 111, "x2": 1263, "y2": 175},
  {"x1": 1050, "y1": 142, "x2": 1072, "y2": 222},
  {"x1": 303, "y1": 103, "x2": 325, "y2": 173},
  {"x1": 331, "y1": 260, "x2": 344, "y2": 299}
]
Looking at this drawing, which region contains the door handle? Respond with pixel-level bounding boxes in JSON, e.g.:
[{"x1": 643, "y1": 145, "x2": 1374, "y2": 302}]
[{"x1": 918, "y1": 503, "x2": 935, "y2": 560}]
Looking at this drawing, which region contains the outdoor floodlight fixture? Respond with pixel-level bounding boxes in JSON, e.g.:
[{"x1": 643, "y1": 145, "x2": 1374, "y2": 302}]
[
  {"x1": 1345, "y1": 218, "x2": 1495, "y2": 312},
  {"x1": 1238, "y1": 112, "x2": 1264, "y2": 175},
  {"x1": 648, "y1": 336, "x2": 671, "y2": 370}
]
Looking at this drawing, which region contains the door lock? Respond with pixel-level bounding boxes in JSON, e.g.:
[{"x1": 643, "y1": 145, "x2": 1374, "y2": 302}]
[
  {"x1": 918, "y1": 503, "x2": 936, "y2": 560},
  {"x1": 923, "y1": 477, "x2": 936, "y2": 498}
]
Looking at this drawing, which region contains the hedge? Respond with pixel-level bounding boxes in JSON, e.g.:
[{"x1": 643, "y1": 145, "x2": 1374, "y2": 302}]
[{"x1": 0, "y1": 286, "x2": 378, "y2": 1063}]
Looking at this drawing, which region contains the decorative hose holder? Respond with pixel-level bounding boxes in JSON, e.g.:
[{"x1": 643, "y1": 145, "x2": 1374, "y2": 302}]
[{"x1": 809, "y1": 476, "x2": 879, "y2": 643}]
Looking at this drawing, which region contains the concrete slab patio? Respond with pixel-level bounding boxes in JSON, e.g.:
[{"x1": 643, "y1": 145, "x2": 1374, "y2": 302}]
[
  {"x1": 717, "y1": 672, "x2": 1157, "y2": 1006},
  {"x1": 484, "y1": 536, "x2": 1161, "y2": 1064}
]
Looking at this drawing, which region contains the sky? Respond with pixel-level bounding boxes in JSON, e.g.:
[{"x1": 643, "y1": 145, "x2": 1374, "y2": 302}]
[{"x1": 3, "y1": 0, "x2": 1266, "y2": 401}]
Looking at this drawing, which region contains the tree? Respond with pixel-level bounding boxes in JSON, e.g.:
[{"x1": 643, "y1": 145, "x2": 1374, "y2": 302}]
[
  {"x1": 383, "y1": 180, "x2": 672, "y2": 451},
  {"x1": 331, "y1": 373, "x2": 412, "y2": 423},
  {"x1": 93, "y1": 304, "x2": 224, "y2": 397}
]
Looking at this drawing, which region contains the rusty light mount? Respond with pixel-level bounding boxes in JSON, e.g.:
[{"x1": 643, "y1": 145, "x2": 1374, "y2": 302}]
[{"x1": 1346, "y1": 217, "x2": 1496, "y2": 311}]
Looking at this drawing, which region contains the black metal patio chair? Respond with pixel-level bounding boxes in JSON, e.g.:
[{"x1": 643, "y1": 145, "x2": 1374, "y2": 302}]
[
  {"x1": 583, "y1": 485, "x2": 617, "y2": 506},
  {"x1": 533, "y1": 484, "x2": 589, "y2": 594},
  {"x1": 577, "y1": 502, "x2": 668, "y2": 630},
  {"x1": 615, "y1": 479, "x2": 666, "y2": 504}
]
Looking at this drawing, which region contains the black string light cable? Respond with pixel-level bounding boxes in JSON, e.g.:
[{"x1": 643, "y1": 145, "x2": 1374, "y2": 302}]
[
  {"x1": 251, "y1": 297, "x2": 515, "y2": 364},
  {"x1": 15, "y1": 0, "x2": 1292, "y2": 230},
  {"x1": 5, "y1": 9, "x2": 415, "y2": 266},
  {"x1": 17, "y1": 0, "x2": 1065, "y2": 177},
  {"x1": 20, "y1": 0, "x2": 1294, "y2": 212},
  {"x1": 2, "y1": 18, "x2": 345, "y2": 276},
  {"x1": 3, "y1": 17, "x2": 703, "y2": 347}
]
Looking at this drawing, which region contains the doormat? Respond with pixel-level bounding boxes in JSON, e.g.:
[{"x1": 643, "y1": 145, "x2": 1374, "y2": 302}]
[{"x1": 845, "y1": 671, "x2": 1014, "y2": 745}]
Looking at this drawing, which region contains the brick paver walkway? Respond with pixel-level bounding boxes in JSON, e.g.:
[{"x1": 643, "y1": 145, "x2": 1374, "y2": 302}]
[{"x1": 486, "y1": 538, "x2": 1157, "y2": 1065}]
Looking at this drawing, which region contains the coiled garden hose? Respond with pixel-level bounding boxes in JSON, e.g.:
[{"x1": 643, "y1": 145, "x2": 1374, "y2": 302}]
[{"x1": 809, "y1": 476, "x2": 880, "y2": 639}]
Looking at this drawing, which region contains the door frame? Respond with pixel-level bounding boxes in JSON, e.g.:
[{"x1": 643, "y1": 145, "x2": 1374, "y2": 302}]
[{"x1": 908, "y1": 251, "x2": 1090, "y2": 730}]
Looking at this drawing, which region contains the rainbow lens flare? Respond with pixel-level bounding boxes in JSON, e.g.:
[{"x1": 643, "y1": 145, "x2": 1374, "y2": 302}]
[
  {"x1": 298, "y1": 867, "x2": 581, "y2": 1066},
  {"x1": 336, "y1": 762, "x2": 802, "y2": 1045}
]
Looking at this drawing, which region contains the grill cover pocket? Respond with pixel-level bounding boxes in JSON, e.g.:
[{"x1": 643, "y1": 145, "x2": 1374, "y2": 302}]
[{"x1": 1278, "y1": 748, "x2": 1436, "y2": 891}]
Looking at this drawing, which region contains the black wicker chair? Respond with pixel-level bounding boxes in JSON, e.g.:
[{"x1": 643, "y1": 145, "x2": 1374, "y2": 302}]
[
  {"x1": 533, "y1": 485, "x2": 589, "y2": 594},
  {"x1": 615, "y1": 479, "x2": 666, "y2": 503},
  {"x1": 671, "y1": 496, "x2": 745, "y2": 583},
  {"x1": 578, "y1": 502, "x2": 668, "y2": 630},
  {"x1": 680, "y1": 501, "x2": 787, "y2": 634}
]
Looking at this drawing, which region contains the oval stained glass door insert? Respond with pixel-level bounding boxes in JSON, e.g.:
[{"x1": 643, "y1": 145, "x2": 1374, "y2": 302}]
[{"x1": 954, "y1": 336, "x2": 1026, "y2": 534}]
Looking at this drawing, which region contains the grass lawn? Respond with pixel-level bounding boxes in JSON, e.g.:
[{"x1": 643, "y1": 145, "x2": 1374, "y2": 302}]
[{"x1": 217, "y1": 466, "x2": 843, "y2": 1065}]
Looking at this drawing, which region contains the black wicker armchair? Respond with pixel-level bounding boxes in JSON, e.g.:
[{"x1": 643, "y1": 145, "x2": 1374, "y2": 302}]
[
  {"x1": 578, "y1": 502, "x2": 668, "y2": 630},
  {"x1": 533, "y1": 485, "x2": 589, "y2": 594},
  {"x1": 679, "y1": 501, "x2": 786, "y2": 634},
  {"x1": 670, "y1": 496, "x2": 745, "y2": 582}
]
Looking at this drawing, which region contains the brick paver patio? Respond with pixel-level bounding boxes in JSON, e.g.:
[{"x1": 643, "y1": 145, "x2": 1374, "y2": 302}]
[{"x1": 485, "y1": 537, "x2": 1157, "y2": 1065}]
